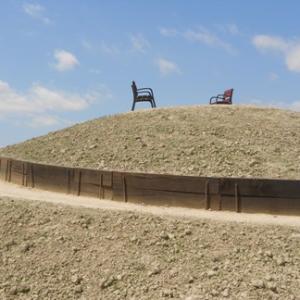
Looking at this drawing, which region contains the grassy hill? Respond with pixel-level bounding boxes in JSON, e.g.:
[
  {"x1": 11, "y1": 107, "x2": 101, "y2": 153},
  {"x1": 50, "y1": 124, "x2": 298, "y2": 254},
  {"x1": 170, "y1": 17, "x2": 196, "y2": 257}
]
[{"x1": 1, "y1": 105, "x2": 300, "y2": 179}]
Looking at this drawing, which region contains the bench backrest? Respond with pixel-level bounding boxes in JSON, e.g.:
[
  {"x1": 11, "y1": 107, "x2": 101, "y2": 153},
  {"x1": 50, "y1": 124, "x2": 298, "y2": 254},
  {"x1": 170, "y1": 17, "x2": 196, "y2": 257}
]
[
  {"x1": 131, "y1": 81, "x2": 138, "y2": 99},
  {"x1": 223, "y1": 89, "x2": 233, "y2": 103}
]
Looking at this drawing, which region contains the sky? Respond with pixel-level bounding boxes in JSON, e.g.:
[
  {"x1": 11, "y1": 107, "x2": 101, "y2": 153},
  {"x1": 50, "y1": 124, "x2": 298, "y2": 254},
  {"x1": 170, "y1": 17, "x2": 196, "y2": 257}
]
[{"x1": 1, "y1": 0, "x2": 300, "y2": 146}]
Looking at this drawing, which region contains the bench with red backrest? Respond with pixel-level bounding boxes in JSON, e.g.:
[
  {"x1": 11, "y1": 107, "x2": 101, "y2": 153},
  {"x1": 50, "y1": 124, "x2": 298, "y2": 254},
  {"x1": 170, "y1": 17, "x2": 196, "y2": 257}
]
[{"x1": 210, "y1": 89, "x2": 234, "y2": 105}]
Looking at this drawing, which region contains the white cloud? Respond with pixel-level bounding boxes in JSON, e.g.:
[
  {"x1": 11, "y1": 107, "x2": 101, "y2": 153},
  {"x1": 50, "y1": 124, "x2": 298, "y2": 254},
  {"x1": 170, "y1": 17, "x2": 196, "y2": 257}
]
[
  {"x1": 227, "y1": 24, "x2": 240, "y2": 36},
  {"x1": 285, "y1": 46, "x2": 300, "y2": 72},
  {"x1": 130, "y1": 34, "x2": 150, "y2": 53},
  {"x1": 184, "y1": 27, "x2": 236, "y2": 54},
  {"x1": 82, "y1": 39, "x2": 93, "y2": 51},
  {"x1": 269, "y1": 72, "x2": 279, "y2": 81},
  {"x1": 156, "y1": 58, "x2": 181, "y2": 76},
  {"x1": 252, "y1": 35, "x2": 288, "y2": 52},
  {"x1": 0, "y1": 80, "x2": 109, "y2": 127},
  {"x1": 0, "y1": 80, "x2": 90, "y2": 115},
  {"x1": 53, "y1": 50, "x2": 79, "y2": 72},
  {"x1": 159, "y1": 26, "x2": 236, "y2": 54},
  {"x1": 28, "y1": 115, "x2": 61, "y2": 127},
  {"x1": 159, "y1": 27, "x2": 178, "y2": 37},
  {"x1": 23, "y1": 3, "x2": 51, "y2": 24},
  {"x1": 252, "y1": 34, "x2": 300, "y2": 72},
  {"x1": 100, "y1": 42, "x2": 120, "y2": 56}
]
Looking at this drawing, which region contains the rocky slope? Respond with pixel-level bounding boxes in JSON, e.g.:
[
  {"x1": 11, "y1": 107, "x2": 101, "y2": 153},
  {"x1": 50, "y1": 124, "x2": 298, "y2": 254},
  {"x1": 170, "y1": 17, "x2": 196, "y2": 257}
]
[
  {"x1": 1, "y1": 105, "x2": 300, "y2": 179},
  {"x1": 0, "y1": 198, "x2": 299, "y2": 300}
]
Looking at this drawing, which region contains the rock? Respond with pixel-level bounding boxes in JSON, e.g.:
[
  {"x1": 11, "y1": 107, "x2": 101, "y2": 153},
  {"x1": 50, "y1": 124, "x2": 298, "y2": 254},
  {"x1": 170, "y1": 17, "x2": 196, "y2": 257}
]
[
  {"x1": 184, "y1": 229, "x2": 192, "y2": 236},
  {"x1": 251, "y1": 279, "x2": 265, "y2": 289},
  {"x1": 74, "y1": 285, "x2": 83, "y2": 293},
  {"x1": 266, "y1": 282, "x2": 278, "y2": 293},
  {"x1": 100, "y1": 276, "x2": 116, "y2": 289},
  {"x1": 207, "y1": 270, "x2": 217, "y2": 278},
  {"x1": 71, "y1": 274, "x2": 82, "y2": 285},
  {"x1": 160, "y1": 231, "x2": 170, "y2": 240},
  {"x1": 188, "y1": 276, "x2": 194, "y2": 283},
  {"x1": 162, "y1": 289, "x2": 173, "y2": 297},
  {"x1": 20, "y1": 242, "x2": 34, "y2": 253},
  {"x1": 222, "y1": 288, "x2": 230, "y2": 297},
  {"x1": 148, "y1": 267, "x2": 161, "y2": 277},
  {"x1": 276, "y1": 257, "x2": 287, "y2": 266}
]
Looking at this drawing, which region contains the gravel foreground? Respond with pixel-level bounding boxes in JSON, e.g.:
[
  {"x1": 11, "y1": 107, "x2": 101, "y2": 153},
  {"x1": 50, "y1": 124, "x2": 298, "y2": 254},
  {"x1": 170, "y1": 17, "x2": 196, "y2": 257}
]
[
  {"x1": 1, "y1": 105, "x2": 300, "y2": 179},
  {"x1": 1, "y1": 198, "x2": 300, "y2": 300}
]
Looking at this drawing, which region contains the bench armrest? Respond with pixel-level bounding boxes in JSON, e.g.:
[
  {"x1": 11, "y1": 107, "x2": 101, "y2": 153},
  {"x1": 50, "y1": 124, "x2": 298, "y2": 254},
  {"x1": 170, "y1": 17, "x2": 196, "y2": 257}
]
[{"x1": 137, "y1": 88, "x2": 154, "y2": 97}]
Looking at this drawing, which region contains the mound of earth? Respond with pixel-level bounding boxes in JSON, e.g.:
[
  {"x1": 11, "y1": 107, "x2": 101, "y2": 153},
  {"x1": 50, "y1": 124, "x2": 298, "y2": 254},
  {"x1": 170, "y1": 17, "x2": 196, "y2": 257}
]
[
  {"x1": 0, "y1": 198, "x2": 299, "y2": 299},
  {"x1": 1, "y1": 105, "x2": 300, "y2": 179}
]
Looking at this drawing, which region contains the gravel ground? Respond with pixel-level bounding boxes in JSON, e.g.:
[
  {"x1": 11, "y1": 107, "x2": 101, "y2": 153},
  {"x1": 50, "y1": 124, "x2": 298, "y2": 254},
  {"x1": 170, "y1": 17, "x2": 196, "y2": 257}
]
[
  {"x1": 1, "y1": 198, "x2": 300, "y2": 300},
  {"x1": 1, "y1": 105, "x2": 300, "y2": 179}
]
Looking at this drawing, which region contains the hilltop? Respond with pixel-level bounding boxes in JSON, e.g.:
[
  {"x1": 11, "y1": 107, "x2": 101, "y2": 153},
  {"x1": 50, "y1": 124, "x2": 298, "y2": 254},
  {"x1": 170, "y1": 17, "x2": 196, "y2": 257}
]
[{"x1": 1, "y1": 105, "x2": 299, "y2": 179}]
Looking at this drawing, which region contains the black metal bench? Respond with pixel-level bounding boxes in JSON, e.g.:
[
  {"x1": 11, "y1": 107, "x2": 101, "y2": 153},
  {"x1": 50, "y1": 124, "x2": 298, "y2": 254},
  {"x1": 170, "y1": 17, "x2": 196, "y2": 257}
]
[{"x1": 131, "y1": 81, "x2": 157, "y2": 111}]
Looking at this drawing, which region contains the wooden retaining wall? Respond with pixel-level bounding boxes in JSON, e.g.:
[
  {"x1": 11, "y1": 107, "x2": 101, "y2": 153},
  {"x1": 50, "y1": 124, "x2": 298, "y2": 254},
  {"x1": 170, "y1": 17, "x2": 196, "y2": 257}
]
[{"x1": 0, "y1": 157, "x2": 300, "y2": 216}]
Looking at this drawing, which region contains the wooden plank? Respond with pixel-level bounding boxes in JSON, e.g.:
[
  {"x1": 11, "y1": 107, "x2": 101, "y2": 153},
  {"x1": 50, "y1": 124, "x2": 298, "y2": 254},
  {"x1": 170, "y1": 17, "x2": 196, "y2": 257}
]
[
  {"x1": 9, "y1": 160, "x2": 24, "y2": 185},
  {"x1": 125, "y1": 173, "x2": 218, "y2": 195},
  {"x1": 126, "y1": 186, "x2": 207, "y2": 209},
  {"x1": 219, "y1": 178, "x2": 300, "y2": 199},
  {"x1": 239, "y1": 196, "x2": 300, "y2": 216},
  {"x1": 0, "y1": 157, "x2": 300, "y2": 216},
  {"x1": 32, "y1": 164, "x2": 67, "y2": 192}
]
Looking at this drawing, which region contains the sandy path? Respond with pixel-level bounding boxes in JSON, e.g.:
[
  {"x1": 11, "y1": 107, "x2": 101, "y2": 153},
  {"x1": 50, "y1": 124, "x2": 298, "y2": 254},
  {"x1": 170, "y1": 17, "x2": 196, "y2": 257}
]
[{"x1": 1, "y1": 180, "x2": 300, "y2": 227}]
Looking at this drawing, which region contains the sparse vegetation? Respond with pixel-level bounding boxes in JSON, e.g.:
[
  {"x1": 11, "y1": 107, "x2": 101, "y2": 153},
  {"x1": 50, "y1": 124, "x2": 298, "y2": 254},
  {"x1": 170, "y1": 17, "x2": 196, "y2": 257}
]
[{"x1": 1, "y1": 105, "x2": 300, "y2": 179}]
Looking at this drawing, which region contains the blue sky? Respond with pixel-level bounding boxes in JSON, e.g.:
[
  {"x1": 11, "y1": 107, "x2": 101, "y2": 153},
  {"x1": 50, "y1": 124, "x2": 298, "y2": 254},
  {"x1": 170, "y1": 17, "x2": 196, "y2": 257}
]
[{"x1": 1, "y1": 0, "x2": 300, "y2": 146}]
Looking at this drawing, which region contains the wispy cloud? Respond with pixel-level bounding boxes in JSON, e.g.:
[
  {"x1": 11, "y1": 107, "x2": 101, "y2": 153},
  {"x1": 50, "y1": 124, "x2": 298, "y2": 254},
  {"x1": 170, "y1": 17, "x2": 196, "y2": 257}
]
[
  {"x1": 159, "y1": 26, "x2": 237, "y2": 54},
  {"x1": 130, "y1": 34, "x2": 150, "y2": 53},
  {"x1": 215, "y1": 23, "x2": 240, "y2": 36},
  {"x1": 100, "y1": 42, "x2": 120, "y2": 56},
  {"x1": 0, "y1": 80, "x2": 109, "y2": 127},
  {"x1": 159, "y1": 27, "x2": 179, "y2": 37},
  {"x1": 156, "y1": 58, "x2": 181, "y2": 76},
  {"x1": 23, "y1": 3, "x2": 51, "y2": 24},
  {"x1": 252, "y1": 34, "x2": 300, "y2": 72},
  {"x1": 268, "y1": 72, "x2": 279, "y2": 81},
  {"x1": 53, "y1": 50, "x2": 79, "y2": 72},
  {"x1": 252, "y1": 35, "x2": 288, "y2": 52},
  {"x1": 27, "y1": 115, "x2": 62, "y2": 128},
  {"x1": 227, "y1": 24, "x2": 240, "y2": 36},
  {"x1": 81, "y1": 39, "x2": 93, "y2": 51},
  {"x1": 184, "y1": 27, "x2": 236, "y2": 54}
]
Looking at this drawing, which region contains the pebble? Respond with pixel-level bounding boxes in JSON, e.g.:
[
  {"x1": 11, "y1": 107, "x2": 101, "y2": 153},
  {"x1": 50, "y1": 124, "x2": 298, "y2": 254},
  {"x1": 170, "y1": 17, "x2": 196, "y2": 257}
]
[
  {"x1": 251, "y1": 279, "x2": 265, "y2": 289},
  {"x1": 71, "y1": 274, "x2": 82, "y2": 285},
  {"x1": 74, "y1": 285, "x2": 83, "y2": 293},
  {"x1": 184, "y1": 229, "x2": 192, "y2": 236},
  {"x1": 207, "y1": 270, "x2": 217, "y2": 278},
  {"x1": 100, "y1": 276, "x2": 116, "y2": 289},
  {"x1": 222, "y1": 288, "x2": 230, "y2": 297}
]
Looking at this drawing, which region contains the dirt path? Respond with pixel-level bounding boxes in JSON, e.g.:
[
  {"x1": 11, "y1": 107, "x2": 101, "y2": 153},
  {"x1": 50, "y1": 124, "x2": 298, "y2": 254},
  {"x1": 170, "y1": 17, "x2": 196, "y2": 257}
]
[{"x1": 1, "y1": 180, "x2": 300, "y2": 227}]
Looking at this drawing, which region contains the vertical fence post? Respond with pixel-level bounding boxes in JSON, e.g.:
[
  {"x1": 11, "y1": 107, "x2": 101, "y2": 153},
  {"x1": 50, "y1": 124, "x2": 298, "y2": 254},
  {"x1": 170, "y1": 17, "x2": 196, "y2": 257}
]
[
  {"x1": 67, "y1": 169, "x2": 71, "y2": 194},
  {"x1": 235, "y1": 183, "x2": 241, "y2": 213},
  {"x1": 205, "y1": 180, "x2": 210, "y2": 210},
  {"x1": 25, "y1": 163, "x2": 28, "y2": 187},
  {"x1": 111, "y1": 172, "x2": 114, "y2": 200},
  {"x1": 77, "y1": 171, "x2": 82, "y2": 196},
  {"x1": 22, "y1": 163, "x2": 25, "y2": 186},
  {"x1": 123, "y1": 175, "x2": 128, "y2": 203},
  {"x1": 98, "y1": 174, "x2": 103, "y2": 199},
  {"x1": 8, "y1": 160, "x2": 12, "y2": 182},
  {"x1": 31, "y1": 164, "x2": 35, "y2": 188}
]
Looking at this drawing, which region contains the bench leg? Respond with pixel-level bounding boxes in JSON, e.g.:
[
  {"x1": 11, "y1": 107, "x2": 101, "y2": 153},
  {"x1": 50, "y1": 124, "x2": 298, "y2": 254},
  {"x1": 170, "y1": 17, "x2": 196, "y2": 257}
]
[{"x1": 131, "y1": 101, "x2": 136, "y2": 111}]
